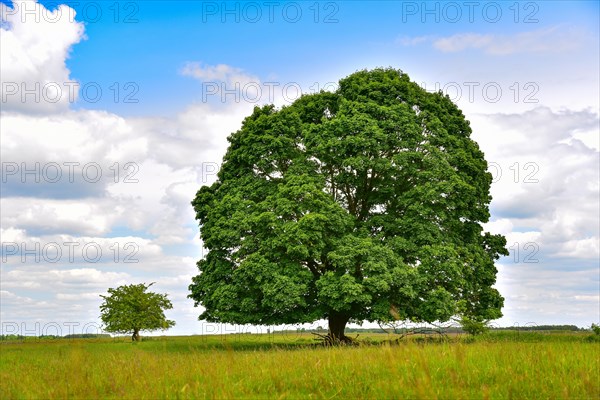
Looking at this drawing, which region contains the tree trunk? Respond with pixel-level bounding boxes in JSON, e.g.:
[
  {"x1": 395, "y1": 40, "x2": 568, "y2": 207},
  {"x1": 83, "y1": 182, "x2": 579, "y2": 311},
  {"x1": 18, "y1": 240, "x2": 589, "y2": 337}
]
[
  {"x1": 132, "y1": 329, "x2": 140, "y2": 342},
  {"x1": 328, "y1": 313, "x2": 350, "y2": 344}
]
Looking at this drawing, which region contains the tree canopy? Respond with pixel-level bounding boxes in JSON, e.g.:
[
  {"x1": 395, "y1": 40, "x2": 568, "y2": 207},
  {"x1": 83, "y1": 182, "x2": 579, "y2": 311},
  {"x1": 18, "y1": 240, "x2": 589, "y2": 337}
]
[
  {"x1": 100, "y1": 282, "x2": 175, "y2": 341},
  {"x1": 189, "y1": 68, "x2": 508, "y2": 342}
]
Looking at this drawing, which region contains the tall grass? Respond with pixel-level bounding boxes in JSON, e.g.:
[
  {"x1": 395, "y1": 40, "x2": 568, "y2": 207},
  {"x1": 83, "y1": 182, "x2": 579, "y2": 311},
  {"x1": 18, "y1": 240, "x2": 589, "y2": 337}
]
[{"x1": 1, "y1": 332, "x2": 598, "y2": 399}]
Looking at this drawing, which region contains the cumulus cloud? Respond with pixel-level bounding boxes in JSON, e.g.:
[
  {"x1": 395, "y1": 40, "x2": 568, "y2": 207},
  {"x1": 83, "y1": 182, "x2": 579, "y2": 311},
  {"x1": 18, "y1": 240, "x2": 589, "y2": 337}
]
[
  {"x1": 0, "y1": 62, "x2": 251, "y2": 334},
  {"x1": 128, "y1": 101, "x2": 255, "y2": 168},
  {"x1": 473, "y1": 107, "x2": 599, "y2": 326},
  {"x1": 496, "y1": 265, "x2": 599, "y2": 325},
  {"x1": 1, "y1": 101, "x2": 252, "y2": 240},
  {"x1": 473, "y1": 109, "x2": 599, "y2": 252},
  {"x1": 0, "y1": 1, "x2": 253, "y2": 333},
  {"x1": 0, "y1": 231, "x2": 165, "y2": 268},
  {"x1": 1, "y1": 110, "x2": 142, "y2": 199},
  {"x1": 0, "y1": 267, "x2": 130, "y2": 329},
  {"x1": 2, "y1": 268, "x2": 131, "y2": 292},
  {"x1": 554, "y1": 238, "x2": 600, "y2": 259},
  {"x1": 180, "y1": 61, "x2": 302, "y2": 106},
  {"x1": 1, "y1": 197, "x2": 119, "y2": 235},
  {"x1": 0, "y1": 0, "x2": 85, "y2": 113}
]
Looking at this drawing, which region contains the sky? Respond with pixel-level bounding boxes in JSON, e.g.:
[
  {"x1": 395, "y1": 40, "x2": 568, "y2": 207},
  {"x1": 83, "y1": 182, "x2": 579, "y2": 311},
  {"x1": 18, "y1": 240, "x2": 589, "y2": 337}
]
[{"x1": 1, "y1": 0, "x2": 598, "y2": 337}]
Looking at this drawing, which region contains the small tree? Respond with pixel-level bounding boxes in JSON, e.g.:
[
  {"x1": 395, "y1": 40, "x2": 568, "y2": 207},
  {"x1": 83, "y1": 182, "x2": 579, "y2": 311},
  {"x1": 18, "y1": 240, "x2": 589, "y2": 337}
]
[
  {"x1": 100, "y1": 283, "x2": 175, "y2": 341},
  {"x1": 454, "y1": 300, "x2": 489, "y2": 336},
  {"x1": 457, "y1": 315, "x2": 489, "y2": 336}
]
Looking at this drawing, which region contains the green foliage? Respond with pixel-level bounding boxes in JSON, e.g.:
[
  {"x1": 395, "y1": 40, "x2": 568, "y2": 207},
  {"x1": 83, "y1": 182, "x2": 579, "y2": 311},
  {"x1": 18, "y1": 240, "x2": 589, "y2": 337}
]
[
  {"x1": 99, "y1": 283, "x2": 175, "y2": 338},
  {"x1": 587, "y1": 323, "x2": 600, "y2": 342},
  {"x1": 458, "y1": 315, "x2": 490, "y2": 336},
  {"x1": 190, "y1": 68, "x2": 507, "y2": 335}
]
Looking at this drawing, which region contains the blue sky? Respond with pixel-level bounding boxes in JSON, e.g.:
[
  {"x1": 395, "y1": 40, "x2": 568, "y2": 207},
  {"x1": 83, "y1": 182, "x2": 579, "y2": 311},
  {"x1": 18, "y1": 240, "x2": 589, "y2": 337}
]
[{"x1": 1, "y1": 0, "x2": 599, "y2": 336}]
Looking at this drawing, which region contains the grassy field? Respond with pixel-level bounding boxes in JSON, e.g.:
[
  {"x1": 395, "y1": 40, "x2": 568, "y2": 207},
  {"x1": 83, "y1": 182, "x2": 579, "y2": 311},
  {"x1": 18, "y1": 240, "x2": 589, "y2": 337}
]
[{"x1": 1, "y1": 331, "x2": 598, "y2": 399}]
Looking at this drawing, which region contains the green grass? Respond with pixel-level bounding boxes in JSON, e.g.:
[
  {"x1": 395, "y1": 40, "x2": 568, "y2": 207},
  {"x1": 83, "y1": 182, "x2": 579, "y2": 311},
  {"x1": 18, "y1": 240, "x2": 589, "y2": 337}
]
[{"x1": 1, "y1": 332, "x2": 598, "y2": 399}]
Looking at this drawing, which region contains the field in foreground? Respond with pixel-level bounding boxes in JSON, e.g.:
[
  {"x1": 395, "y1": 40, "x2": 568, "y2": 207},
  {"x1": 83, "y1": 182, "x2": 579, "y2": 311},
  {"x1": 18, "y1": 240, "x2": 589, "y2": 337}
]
[{"x1": 1, "y1": 331, "x2": 598, "y2": 399}]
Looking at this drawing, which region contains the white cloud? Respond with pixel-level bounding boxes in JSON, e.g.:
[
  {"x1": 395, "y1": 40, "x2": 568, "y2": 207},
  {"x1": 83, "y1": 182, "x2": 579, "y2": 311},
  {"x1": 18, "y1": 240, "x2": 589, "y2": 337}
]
[
  {"x1": 129, "y1": 101, "x2": 255, "y2": 168},
  {"x1": 180, "y1": 61, "x2": 300, "y2": 106},
  {"x1": 0, "y1": 0, "x2": 85, "y2": 113},
  {"x1": 433, "y1": 33, "x2": 494, "y2": 52},
  {"x1": 180, "y1": 61, "x2": 259, "y2": 87},
  {"x1": 574, "y1": 295, "x2": 600, "y2": 302},
  {"x1": 0, "y1": 10, "x2": 250, "y2": 333},
  {"x1": 1, "y1": 109, "x2": 139, "y2": 164},
  {"x1": 472, "y1": 106, "x2": 599, "y2": 326},
  {"x1": 495, "y1": 266, "x2": 599, "y2": 326},
  {"x1": 472, "y1": 109, "x2": 599, "y2": 253},
  {"x1": 0, "y1": 267, "x2": 130, "y2": 328},
  {"x1": 1, "y1": 100, "x2": 252, "y2": 240},
  {"x1": 482, "y1": 218, "x2": 513, "y2": 236},
  {"x1": 1, "y1": 49, "x2": 251, "y2": 334},
  {"x1": 553, "y1": 237, "x2": 600, "y2": 259},
  {"x1": 432, "y1": 26, "x2": 585, "y2": 55},
  {"x1": 0, "y1": 227, "x2": 27, "y2": 242},
  {"x1": 396, "y1": 35, "x2": 431, "y2": 46},
  {"x1": 1, "y1": 197, "x2": 122, "y2": 236}
]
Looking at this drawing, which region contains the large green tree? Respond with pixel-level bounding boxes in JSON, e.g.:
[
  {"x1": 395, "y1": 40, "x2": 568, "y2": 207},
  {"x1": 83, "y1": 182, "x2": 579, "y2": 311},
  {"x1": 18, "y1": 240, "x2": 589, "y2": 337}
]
[
  {"x1": 189, "y1": 68, "x2": 507, "y2": 342},
  {"x1": 100, "y1": 283, "x2": 175, "y2": 341}
]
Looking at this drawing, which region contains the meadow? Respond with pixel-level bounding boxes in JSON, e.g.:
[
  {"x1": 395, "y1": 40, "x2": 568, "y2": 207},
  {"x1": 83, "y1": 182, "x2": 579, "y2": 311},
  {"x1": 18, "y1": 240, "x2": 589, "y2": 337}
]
[{"x1": 1, "y1": 331, "x2": 598, "y2": 399}]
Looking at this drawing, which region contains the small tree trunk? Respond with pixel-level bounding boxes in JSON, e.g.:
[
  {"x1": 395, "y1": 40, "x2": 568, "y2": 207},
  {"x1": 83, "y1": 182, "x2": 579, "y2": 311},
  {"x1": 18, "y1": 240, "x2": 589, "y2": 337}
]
[
  {"x1": 328, "y1": 313, "x2": 350, "y2": 344},
  {"x1": 132, "y1": 329, "x2": 140, "y2": 342}
]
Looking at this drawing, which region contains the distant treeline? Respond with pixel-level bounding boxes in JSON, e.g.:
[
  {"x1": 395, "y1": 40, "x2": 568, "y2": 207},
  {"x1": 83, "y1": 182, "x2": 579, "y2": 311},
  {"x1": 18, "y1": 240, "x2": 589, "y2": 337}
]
[
  {"x1": 0, "y1": 333, "x2": 111, "y2": 340},
  {"x1": 490, "y1": 325, "x2": 583, "y2": 331}
]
